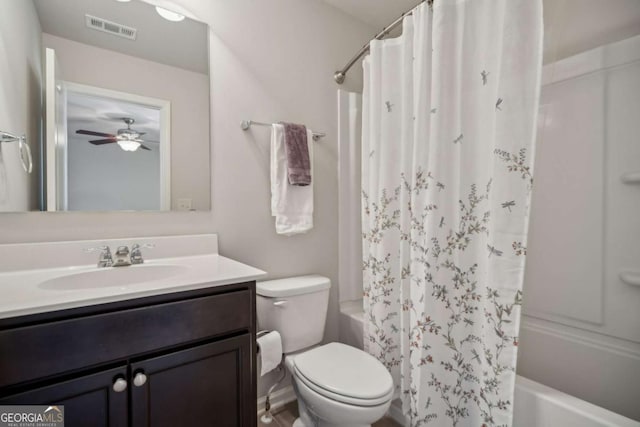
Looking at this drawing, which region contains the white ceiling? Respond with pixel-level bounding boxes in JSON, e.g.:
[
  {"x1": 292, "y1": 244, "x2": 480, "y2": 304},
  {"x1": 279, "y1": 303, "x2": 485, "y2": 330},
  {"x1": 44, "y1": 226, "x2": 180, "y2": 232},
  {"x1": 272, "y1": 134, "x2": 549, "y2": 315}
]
[{"x1": 33, "y1": 0, "x2": 209, "y2": 74}]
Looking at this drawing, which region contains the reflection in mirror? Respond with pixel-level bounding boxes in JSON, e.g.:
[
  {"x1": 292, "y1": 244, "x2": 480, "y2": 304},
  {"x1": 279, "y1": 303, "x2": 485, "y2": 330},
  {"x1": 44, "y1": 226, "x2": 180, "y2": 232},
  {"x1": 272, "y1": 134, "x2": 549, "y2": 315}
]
[
  {"x1": 0, "y1": 0, "x2": 211, "y2": 212},
  {"x1": 65, "y1": 85, "x2": 170, "y2": 211}
]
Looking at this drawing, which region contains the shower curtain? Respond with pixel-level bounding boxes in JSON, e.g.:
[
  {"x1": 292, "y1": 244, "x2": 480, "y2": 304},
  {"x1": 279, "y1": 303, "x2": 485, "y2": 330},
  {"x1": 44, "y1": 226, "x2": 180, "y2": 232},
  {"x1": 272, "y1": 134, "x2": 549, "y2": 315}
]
[{"x1": 361, "y1": 1, "x2": 542, "y2": 426}]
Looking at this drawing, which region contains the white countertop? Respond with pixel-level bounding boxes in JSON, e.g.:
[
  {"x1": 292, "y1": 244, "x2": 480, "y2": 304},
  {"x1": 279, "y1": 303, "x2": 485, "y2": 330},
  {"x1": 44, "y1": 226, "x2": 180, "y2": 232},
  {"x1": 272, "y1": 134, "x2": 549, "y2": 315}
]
[{"x1": 0, "y1": 254, "x2": 266, "y2": 320}]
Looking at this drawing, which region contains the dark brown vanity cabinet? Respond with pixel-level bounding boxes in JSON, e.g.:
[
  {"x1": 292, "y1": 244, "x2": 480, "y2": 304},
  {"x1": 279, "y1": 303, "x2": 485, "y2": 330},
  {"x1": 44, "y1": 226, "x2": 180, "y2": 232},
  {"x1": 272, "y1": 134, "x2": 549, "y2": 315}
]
[{"x1": 0, "y1": 282, "x2": 257, "y2": 427}]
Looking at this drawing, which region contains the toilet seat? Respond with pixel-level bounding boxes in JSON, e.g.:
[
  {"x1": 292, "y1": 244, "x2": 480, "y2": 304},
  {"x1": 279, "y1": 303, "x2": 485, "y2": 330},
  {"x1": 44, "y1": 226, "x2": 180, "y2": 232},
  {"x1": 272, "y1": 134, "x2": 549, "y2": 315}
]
[
  {"x1": 291, "y1": 342, "x2": 394, "y2": 407},
  {"x1": 294, "y1": 366, "x2": 394, "y2": 407}
]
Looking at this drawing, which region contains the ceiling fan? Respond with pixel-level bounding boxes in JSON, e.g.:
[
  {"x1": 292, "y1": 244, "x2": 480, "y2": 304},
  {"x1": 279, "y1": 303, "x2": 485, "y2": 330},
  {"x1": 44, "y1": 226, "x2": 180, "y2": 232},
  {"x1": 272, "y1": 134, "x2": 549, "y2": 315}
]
[{"x1": 75, "y1": 117, "x2": 157, "y2": 152}]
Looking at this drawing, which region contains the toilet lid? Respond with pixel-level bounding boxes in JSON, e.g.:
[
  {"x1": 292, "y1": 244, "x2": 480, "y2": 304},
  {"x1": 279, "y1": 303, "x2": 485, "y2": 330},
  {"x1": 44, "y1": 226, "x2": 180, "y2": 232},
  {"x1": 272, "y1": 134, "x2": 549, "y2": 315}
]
[{"x1": 293, "y1": 343, "x2": 393, "y2": 401}]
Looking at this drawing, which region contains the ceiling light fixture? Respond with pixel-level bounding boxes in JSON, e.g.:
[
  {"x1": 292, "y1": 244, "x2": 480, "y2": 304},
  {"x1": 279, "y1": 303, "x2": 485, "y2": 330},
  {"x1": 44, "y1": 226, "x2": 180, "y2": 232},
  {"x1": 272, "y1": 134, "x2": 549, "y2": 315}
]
[
  {"x1": 155, "y1": 6, "x2": 185, "y2": 22},
  {"x1": 114, "y1": 0, "x2": 132, "y2": 2},
  {"x1": 117, "y1": 140, "x2": 141, "y2": 152}
]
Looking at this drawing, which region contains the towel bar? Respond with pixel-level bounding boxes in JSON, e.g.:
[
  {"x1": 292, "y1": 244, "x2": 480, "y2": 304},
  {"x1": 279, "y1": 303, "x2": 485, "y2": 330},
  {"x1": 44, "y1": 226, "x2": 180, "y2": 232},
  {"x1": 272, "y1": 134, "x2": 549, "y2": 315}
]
[
  {"x1": 0, "y1": 130, "x2": 32, "y2": 174},
  {"x1": 621, "y1": 172, "x2": 640, "y2": 184},
  {"x1": 241, "y1": 120, "x2": 325, "y2": 141},
  {"x1": 620, "y1": 272, "x2": 640, "y2": 288}
]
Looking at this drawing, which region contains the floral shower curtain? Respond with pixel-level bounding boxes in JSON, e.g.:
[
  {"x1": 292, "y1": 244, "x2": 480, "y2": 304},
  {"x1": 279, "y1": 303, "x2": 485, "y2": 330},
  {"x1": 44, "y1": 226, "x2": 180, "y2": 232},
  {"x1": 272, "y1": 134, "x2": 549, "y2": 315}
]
[{"x1": 361, "y1": 1, "x2": 542, "y2": 425}]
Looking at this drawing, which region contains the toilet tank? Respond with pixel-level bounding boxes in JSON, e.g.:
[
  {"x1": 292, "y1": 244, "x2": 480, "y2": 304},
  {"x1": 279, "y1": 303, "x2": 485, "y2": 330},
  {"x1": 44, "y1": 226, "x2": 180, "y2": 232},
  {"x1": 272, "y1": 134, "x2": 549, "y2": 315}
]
[{"x1": 256, "y1": 275, "x2": 331, "y2": 353}]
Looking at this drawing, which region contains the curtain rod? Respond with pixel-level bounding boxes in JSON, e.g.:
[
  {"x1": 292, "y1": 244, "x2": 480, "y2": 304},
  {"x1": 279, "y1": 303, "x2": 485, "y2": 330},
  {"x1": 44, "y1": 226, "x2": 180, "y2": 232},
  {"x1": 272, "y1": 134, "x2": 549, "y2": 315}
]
[{"x1": 334, "y1": 0, "x2": 430, "y2": 85}]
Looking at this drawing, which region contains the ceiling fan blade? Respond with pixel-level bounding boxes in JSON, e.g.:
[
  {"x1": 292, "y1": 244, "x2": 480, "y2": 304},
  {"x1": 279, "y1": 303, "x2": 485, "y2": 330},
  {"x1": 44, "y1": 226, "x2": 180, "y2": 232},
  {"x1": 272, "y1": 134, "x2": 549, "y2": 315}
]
[
  {"x1": 77, "y1": 129, "x2": 116, "y2": 138},
  {"x1": 89, "y1": 139, "x2": 117, "y2": 145},
  {"x1": 140, "y1": 144, "x2": 152, "y2": 151}
]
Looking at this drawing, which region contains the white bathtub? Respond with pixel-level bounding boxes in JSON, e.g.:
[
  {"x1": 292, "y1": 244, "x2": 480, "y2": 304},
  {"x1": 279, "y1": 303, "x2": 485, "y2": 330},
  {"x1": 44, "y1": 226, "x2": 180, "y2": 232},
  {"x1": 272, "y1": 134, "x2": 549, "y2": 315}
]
[
  {"x1": 339, "y1": 302, "x2": 640, "y2": 427},
  {"x1": 513, "y1": 376, "x2": 639, "y2": 427}
]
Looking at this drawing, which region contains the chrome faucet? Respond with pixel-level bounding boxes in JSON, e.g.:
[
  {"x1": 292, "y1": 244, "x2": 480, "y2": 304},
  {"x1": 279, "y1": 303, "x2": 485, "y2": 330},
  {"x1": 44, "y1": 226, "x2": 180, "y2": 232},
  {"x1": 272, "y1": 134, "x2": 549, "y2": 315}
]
[
  {"x1": 131, "y1": 243, "x2": 154, "y2": 264},
  {"x1": 86, "y1": 243, "x2": 155, "y2": 268},
  {"x1": 85, "y1": 246, "x2": 113, "y2": 268}
]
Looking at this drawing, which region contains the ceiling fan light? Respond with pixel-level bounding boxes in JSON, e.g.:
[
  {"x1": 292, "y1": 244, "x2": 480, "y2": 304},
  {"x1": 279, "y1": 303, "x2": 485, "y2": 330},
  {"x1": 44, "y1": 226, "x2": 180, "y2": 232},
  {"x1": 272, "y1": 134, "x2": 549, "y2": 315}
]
[
  {"x1": 117, "y1": 140, "x2": 141, "y2": 152},
  {"x1": 155, "y1": 6, "x2": 185, "y2": 22}
]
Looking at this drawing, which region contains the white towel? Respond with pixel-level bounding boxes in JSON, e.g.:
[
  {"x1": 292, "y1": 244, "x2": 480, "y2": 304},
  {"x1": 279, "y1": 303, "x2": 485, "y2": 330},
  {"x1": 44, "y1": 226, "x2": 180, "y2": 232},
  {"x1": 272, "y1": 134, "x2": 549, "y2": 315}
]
[{"x1": 271, "y1": 124, "x2": 313, "y2": 235}]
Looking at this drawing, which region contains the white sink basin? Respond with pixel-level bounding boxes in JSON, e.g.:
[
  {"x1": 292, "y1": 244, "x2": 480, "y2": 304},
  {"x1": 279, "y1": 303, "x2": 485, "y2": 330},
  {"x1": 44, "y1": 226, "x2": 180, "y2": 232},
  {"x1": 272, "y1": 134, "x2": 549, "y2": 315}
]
[{"x1": 39, "y1": 264, "x2": 189, "y2": 290}]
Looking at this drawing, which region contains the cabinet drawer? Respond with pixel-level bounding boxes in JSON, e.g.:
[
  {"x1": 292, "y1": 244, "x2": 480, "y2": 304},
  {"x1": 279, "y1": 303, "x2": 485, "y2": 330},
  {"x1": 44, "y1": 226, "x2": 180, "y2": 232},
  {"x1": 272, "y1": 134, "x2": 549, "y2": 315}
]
[{"x1": 0, "y1": 289, "x2": 251, "y2": 389}]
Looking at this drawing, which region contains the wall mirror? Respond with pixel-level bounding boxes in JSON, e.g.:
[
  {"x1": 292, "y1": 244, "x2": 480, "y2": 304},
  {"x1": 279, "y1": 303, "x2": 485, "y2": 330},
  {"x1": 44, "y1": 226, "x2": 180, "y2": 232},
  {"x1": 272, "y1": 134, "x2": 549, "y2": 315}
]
[{"x1": 0, "y1": 0, "x2": 211, "y2": 212}]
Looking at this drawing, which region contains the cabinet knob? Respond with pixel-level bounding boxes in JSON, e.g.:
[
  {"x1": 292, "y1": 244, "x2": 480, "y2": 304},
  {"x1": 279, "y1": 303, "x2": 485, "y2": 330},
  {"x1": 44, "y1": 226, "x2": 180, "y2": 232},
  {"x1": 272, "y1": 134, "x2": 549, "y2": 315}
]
[
  {"x1": 133, "y1": 371, "x2": 148, "y2": 387},
  {"x1": 112, "y1": 377, "x2": 127, "y2": 393}
]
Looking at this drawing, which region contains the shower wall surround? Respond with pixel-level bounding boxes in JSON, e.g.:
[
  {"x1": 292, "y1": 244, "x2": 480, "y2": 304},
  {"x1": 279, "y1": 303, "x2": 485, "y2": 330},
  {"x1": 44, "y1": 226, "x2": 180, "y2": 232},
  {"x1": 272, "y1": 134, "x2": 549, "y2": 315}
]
[{"x1": 518, "y1": 35, "x2": 640, "y2": 421}]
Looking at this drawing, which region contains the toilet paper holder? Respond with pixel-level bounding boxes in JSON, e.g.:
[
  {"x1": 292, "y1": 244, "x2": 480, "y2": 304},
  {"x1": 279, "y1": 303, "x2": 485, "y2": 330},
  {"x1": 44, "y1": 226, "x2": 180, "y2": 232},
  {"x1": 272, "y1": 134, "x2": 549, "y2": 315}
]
[
  {"x1": 255, "y1": 329, "x2": 285, "y2": 374},
  {"x1": 256, "y1": 330, "x2": 285, "y2": 359},
  {"x1": 256, "y1": 329, "x2": 286, "y2": 422}
]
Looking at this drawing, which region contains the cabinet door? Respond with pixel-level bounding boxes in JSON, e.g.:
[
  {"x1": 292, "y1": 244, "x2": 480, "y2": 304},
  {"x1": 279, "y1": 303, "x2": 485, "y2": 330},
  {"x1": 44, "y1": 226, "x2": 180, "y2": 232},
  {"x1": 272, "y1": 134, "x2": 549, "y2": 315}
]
[
  {"x1": 0, "y1": 366, "x2": 128, "y2": 427},
  {"x1": 131, "y1": 334, "x2": 254, "y2": 427}
]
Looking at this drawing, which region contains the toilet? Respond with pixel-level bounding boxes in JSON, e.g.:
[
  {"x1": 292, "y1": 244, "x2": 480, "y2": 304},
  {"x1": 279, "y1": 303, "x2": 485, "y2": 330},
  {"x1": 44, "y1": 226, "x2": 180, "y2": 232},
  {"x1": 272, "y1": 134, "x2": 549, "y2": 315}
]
[{"x1": 256, "y1": 275, "x2": 394, "y2": 427}]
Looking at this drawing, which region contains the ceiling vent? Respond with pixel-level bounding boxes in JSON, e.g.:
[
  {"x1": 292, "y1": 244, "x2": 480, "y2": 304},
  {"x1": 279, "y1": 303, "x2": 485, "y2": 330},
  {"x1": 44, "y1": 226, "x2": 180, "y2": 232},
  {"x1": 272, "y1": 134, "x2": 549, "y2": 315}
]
[{"x1": 85, "y1": 14, "x2": 137, "y2": 41}]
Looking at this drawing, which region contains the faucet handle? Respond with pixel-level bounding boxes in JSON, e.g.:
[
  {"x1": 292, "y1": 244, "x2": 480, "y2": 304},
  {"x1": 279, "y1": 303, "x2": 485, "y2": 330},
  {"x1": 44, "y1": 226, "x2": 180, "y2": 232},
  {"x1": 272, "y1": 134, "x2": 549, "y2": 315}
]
[
  {"x1": 130, "y1": 243, "x2": 154, "y2": 265},
  {"x1": 84, "y1": 245, "x2": 110, "y2": 254},
  {"x1": 84, "y1": 245, "x2": 113, "y2": 268},
  {"x1": 132, "y1": 243, "x2": 155, "y2": 251}
]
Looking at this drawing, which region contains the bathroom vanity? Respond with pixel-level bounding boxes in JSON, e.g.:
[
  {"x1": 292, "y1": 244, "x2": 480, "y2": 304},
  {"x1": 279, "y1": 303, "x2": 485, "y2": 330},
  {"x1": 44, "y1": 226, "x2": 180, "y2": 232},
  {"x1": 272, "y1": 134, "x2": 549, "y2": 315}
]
[{"x1": 0, "y1": 235, "x2": 265, "y2": 427}]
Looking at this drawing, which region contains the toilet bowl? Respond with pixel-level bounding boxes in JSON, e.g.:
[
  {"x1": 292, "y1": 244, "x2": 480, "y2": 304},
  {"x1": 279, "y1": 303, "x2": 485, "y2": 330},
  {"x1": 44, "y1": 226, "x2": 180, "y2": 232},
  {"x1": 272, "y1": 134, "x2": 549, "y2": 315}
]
[
  {"x1": 256, "y1": 276, "x2": 394, "y2": 427},
  {"x1": 286, "y1": 342, "x2": 393, "y2": 427}
]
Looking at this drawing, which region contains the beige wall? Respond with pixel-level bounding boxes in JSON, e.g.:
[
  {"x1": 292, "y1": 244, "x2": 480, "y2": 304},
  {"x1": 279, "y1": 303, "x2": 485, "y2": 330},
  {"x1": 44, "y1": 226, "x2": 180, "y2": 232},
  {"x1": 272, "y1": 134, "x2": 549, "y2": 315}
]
[
  {"x1": 43, "y1": 33, "x2": 210, "y2": 211},
  {"x1": 0, "y1": 0, "x2": 374, "y2": 395},
  {"x1": 543, "y1": 0, "x2": 640, "y2": 63},
  {"x1": 0, "y1": 1, "x2": 42, "y2": 212}
]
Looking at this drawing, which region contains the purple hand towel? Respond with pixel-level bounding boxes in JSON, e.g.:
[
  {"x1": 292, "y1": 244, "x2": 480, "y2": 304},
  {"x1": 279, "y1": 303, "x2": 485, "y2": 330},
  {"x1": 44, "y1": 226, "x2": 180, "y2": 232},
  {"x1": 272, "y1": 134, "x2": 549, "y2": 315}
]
[{"x1": 281, "y1": 122, "x2": 311, "y2": 186}]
